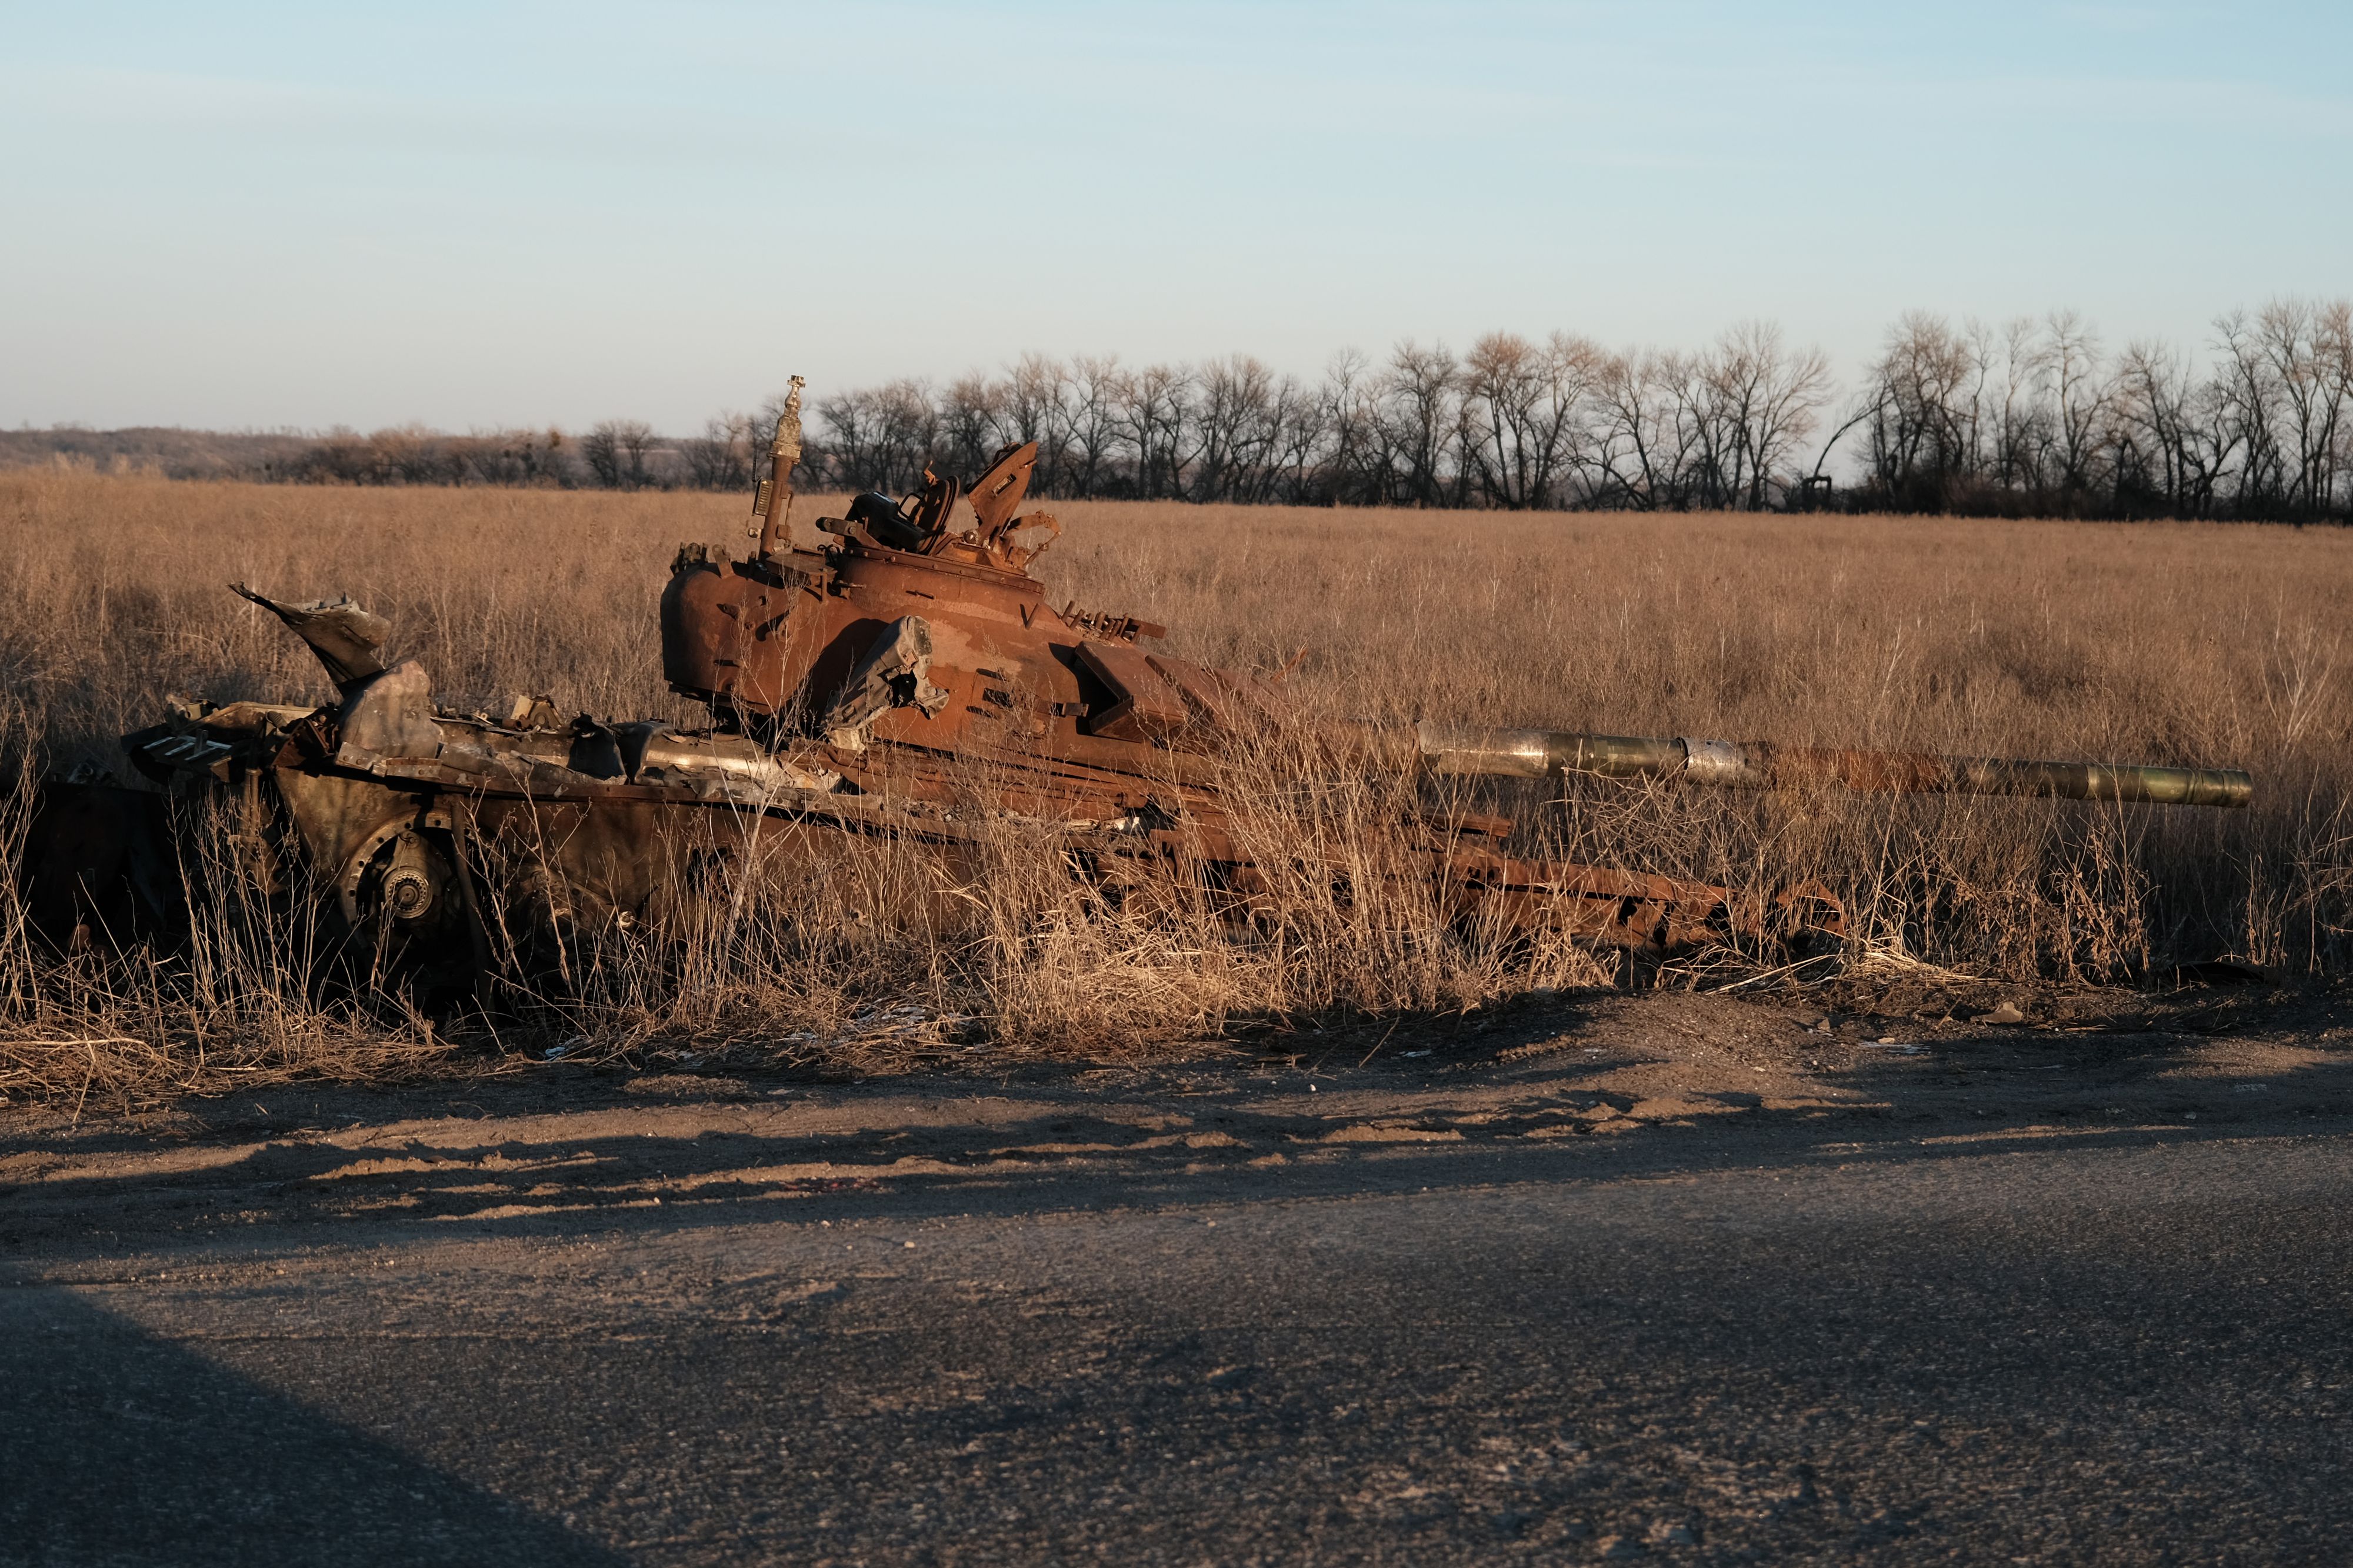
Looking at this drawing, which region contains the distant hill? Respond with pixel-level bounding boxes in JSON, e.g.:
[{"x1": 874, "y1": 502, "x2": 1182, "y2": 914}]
[
  {"x1": 0, "y1": 426, "x2": 319, "y2": 479},
  {"x1": 0, "y1": 423, "x2": 706, "y2": 490}
]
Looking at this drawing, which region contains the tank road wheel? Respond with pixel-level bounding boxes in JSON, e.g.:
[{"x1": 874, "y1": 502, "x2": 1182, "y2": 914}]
[{"x1": 336, "y1": 818, "x2": 478, "y2": 1002}]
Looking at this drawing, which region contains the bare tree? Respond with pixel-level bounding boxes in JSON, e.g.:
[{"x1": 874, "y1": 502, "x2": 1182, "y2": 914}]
[
  {"x1": 582, "y1": 419, "x2": 657, "y2": 489},
  {"x1": 2257, "y1": 297, "x2": 2353, "y2": 516},
  {"x1": 1314, "y1": 349, "x2": 1382, "y2": 504},
  {"x1": 936, "y1": 373, "x2": 1008, "y2": 482},
  {"x1": 2210, "y1": 309, "x2": 2285, "y2": 513},
  {"x1": 352, "y1": 424, "x2": 461, "y2": 486},
  {"x1": 681, "y1": 412, "x2": 757, "y2": 491},
  {"x1": 1697, "y1": 322, "x2": 1833, "y2": 509},
  {"x1": 1113, "y1": 363, "x2": 1194, "y2": 499},
  {"x1": 1461, "y1": 331, "x2": 1602, "y2": 508},
  {"x1": 1259, "y1": 369, "x2": 1330, "y2": 503},
  {"x1": 2112, "y1": 341, "x2": 2222, "y2": 515},
  {"x1": 1062, "y1": 355, "x2": 1124, "y2": 498},
  {"x1": 1592, "y1": 349, "x2": 1702, "y2": 509},
  {"x1": 1192, "y1": 355, "x2": 1283, "y2": 502},
  {"x1": 2041, "y1": 310, "x2": 2112, "y2": 505},
  {"x1": 817, "y1": 380, "x2": 935, "y2": 493},
  {"x1": 1002, "y1": 353, "x2": 1074, "y2": 493},
  {"x1": 1378, "y1": 342, "x2": 1461, "y2": 506},
  {"x1": 451, "y1": 427, "x2": 568, "y2": 487},
  {"x1": 1860, "y1": 312, "x2": 1983, "y2": 510},
  {"x1": 1979, "y1": 317, "x2": 2044, "y2": 492}
]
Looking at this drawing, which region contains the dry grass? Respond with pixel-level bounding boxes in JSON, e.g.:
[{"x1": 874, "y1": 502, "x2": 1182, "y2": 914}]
[{"x1": 3, "y1": 469, "x2": 2349, "y2": 1102}]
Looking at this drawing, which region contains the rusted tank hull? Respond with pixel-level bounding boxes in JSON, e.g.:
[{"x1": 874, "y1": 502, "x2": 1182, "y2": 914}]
[{"x1": 21, "y1": 683, "x2": 1833, "y2": 985}]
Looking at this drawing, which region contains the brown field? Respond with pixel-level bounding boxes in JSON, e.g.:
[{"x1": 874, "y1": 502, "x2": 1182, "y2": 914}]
[{"x1": 3, "y1": 469, "x2": 2349, "y2": 1102}]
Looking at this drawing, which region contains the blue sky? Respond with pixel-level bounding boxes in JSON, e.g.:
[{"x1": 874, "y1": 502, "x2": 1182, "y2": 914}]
[{"x1": 4, "y1": 1, "x2": 2348, "y2": 431}]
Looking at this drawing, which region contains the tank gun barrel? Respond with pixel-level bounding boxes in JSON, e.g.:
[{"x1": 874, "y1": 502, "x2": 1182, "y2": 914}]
[{"x1": 1412, "y1": 725, "x2": 2252, "y2": 809}]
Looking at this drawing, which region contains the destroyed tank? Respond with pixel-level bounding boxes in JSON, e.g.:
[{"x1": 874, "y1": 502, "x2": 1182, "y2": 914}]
[{"x1": 22, "y1": 381, "x2": 2255, "y2": 985}]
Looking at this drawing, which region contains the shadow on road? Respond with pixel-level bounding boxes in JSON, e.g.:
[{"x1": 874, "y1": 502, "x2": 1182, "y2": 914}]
[{"x1": 0, "y1": 1272, "x2": 625, "y2": 1567}]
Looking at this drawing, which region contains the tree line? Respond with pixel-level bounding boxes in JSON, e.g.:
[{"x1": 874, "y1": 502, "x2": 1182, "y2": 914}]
[
  {"x1": 246, "y1": 299, "x2": 2352, "y2": 521},
  {"x1": 1856, "y1": 301, "x2": 2351, "y2": 519}
]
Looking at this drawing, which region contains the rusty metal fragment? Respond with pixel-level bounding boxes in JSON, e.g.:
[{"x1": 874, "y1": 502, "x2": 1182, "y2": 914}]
[
  {"x1": 821, "y1": 615, "x2": 952, "y2": 748},
  {"x1": 229, "y1": 583, "x2": 392, "y2": 689}
]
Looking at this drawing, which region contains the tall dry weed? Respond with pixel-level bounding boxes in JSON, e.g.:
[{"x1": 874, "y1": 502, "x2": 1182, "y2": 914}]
[{"x1": 2, "y1": 470, "x2": 2349, "y2": 1103}]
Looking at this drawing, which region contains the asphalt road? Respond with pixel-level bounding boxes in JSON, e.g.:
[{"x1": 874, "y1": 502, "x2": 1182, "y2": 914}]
[
  {"x1": 6, "y1": 995, "x2": 2352, "y2": 1564},
  {"x1": 6, "y1": 1132, "x2": 2351, "y2": 1563}
]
